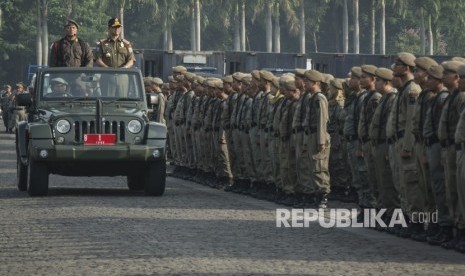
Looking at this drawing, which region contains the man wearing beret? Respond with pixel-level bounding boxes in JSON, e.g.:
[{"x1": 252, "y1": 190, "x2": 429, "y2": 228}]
[
  {"x1": 369, "y1": 68, "x2": 399, "y2": 229},
  {"x1": 437, "y1": 60, "x2": 465, "y2": 249},
  {"x1": 302, "y1": 70, "x2": 331, "y2": 209},
  {"x1": 455, "y1": 64, "x2": 465, "y2": 253},
  {"x1": 277, "y1": 75, "x2": 300, "y2": 206},
  {"x1": 357, "y1": 65, "x2": 382, "y2": 212},
  {"x1": 391, "y1": 52, "x2": 423, "y2": 238},
  {"x1": 410, "y1": 56, "x2": 439, "y2": 241},
  {"x1": 421, "y1": 65, "x2": 453, "y2": 246},
  {"x1": 50, "y1": 20, "x2": 93, "y2": 67},
  {"x1": 343, "y1": 67, "x2": 371, "y2": 209}
]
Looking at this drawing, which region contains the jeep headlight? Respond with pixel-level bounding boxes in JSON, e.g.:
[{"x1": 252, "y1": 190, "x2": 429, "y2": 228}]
[
  {"x1": 56, "y1": 119, "x2": 71, "y2": 134},
  {"x1": 127, "y1": 120, "x2": 142, "y2": 134}
]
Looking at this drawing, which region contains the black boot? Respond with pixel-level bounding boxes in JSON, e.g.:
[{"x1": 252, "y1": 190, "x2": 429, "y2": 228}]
[
  {"x1": 316, "y1": 193, "x2": 328, "y2": 209},
  {"x1": 442, "y1": 228, "x2": 461, "y2": 249},
  {"x1": 427, "y1": 226, "x2": 454, "y2": 246}
]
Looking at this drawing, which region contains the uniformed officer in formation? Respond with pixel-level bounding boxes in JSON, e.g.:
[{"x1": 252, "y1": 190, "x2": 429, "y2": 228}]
[
  {"x1": 165, "y1": 54, "x2": 465, "y2": 253},
  {"x1": 8, "y1": 83, "x2": 28, "y2": 132},
  {"x1": 1, "y1": 85, "x2": 12, "y2": 132}
]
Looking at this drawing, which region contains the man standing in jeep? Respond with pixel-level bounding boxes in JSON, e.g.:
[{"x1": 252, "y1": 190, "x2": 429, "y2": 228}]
[{"x1": 49, "y1": 20, "x2": 93, "y2": 67}]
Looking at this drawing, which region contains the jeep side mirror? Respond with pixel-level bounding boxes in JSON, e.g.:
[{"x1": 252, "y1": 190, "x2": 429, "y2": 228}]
[{"x1": 17, "y1": 93, "x2": 32, "y2": 106}]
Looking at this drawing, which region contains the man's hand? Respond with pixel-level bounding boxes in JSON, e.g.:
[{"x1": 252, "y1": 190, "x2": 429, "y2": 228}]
[{"x1": 400, "y1": 149, "x2": 412, "y2": 159}]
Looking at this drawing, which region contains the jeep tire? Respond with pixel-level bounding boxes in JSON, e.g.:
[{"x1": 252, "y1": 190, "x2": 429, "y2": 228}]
[
  {"x1": 27, "y1": 144, "x2": 49, "y2": 196},
  {"x1": 17, "y1": 148, "x2": 28, "y2": 191},
  {"x1": 127, "y1": 174, "x2": 145, "y2": 191},
  {"x1": 144, "y1": 160, "x2": 166, "y2": 196}
]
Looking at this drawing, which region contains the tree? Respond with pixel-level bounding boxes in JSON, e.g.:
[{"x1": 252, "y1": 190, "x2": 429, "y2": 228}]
[{"x1": 353, "y1": 0, "x2": 359, "y2": 53}]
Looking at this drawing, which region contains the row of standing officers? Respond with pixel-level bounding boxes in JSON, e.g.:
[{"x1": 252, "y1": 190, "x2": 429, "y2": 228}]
[{"x1": 163, "y1": 52, "x2": 465, "y2": 254}]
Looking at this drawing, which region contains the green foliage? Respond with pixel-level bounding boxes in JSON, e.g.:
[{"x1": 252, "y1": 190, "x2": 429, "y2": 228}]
[{"x1": 2, "y1": 0, "x2": 465, "y2": 85}]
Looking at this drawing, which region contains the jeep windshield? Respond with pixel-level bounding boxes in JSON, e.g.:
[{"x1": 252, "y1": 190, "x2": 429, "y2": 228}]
[{"x1": 40, "y1": 71, "x2": 143, "y2": 101}]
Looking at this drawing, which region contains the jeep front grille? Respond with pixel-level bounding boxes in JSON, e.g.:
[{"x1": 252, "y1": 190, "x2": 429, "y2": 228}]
[{"x1": 74, "y1": 120, "x2": 126, "y2": 142}]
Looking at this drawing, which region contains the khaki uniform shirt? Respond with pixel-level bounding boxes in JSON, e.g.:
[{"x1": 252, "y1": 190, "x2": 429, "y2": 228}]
[
  {"x1": 246, "y1": 91, "x2": 263, "y2": 128},
  {"x1": 306, "y1": 92, "x2": 330, "y2": 146},
  {"x1": 343, "y1": 90, "x2": 366, "y2": 138},
  {"x1": 258, "y1": 91, "x2": 274, "y2": 129},
  {"x1": 423, "y1": 89, "x2": 449, "y2": 139},
  {"x1": 394, "y1": 79, "x2": 421, "y2": 150},
  {"x1": 272, "y1": 97, "x2": 287, "y2": 138},
  {"x1": 221, "y1": 91, "x2": 238, "y2": 129},
  {"x1": 358, "y1": 90, "x2": 382, "y2": 142},
  {"x1": 369, "y1": 89, "x2": 397, "y2": 141},
  {"x1": 438, "y1": 90, "x2": 465, "y2": 142},
  {"x1": 455, "y1": 108, "x2": 465, "y2": 143},
  {"x1": 231, "y1": 93, "x2": 246, "y2": 129},
  {"x1": 292, "y1": 91, "x2": 311, "y2": 130},
  {"x1": 412, "y1": 90, "x2": 435, "y2": 141},
  {"x1": 279, "y1": 100, "x2": 297, "y2": 141},
  {"x1": 96, "y1": 37, "x2": 135, "y2": 68}
]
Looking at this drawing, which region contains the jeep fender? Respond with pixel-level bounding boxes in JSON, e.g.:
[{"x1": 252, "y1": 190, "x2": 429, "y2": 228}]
[{"x1": 147, "y1": 122, "x2": 167, "y2": 148}]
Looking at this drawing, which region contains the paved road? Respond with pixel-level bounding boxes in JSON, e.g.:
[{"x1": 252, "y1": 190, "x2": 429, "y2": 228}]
[{"x1": 0, "y1": 125, "x2": 464, "y2": 275}]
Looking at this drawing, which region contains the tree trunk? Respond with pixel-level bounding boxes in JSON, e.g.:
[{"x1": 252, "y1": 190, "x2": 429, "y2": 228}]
[
  {"x1": 299, "y1": 0, "x2": 305, "y2": 54},
  {"x1": 380, "y1": 0, "x2": 385, "y2": 55},
  {"x1": 370, "y1": 0, "x2": 375, "y2": 54},
  {"x1": 119, "y1": 6, "x2": 124, "y2": 39},
  {"x1": 273, "y1": 4, "x2": 280, "y2": 53},
  {"x1": 427, "y1": 15, "x2": 433, "y2": 55},
  {"x1": 353, "y1": 0, "x2": 359, "y2": 54},
  {"x1": 313, "y1": 31, "x2": 318, "y2": 53},
  {"x1": 419, "y1": 7, "x2": 425, "y2": 55},
  {"x1": 36, "y1": 0, "x2": 42, "y2": 66},
  {"x1": 343, "y1": 0, "x2": 348, "y2": 53},
  {"x1": 195, "y1": 0, "x2": 201, "y2": 51},
  {"x1": 167, "y1": 24, "x2": 173, "y2": 51},
  {"x1": 0, "y1": 7, "x2": 3, "y2": 30},
  {"x1": 241, "y1": 1, "x2": 246, "y2": 51},
  {"x1": 234, "y1": 3, "x2": 240, "y2": 51},
  {"x1": 190, "y1": 5, "x2": 196, "y2": 51},
  {"x1": 266, "y1": 3, "x2": 272, "y2": 52},
  {"x1": 40, "y1": 0, "x2": 48, "y2": 66}
]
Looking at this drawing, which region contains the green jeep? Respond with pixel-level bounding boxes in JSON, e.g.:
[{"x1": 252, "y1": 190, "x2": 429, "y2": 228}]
[{"x1": 15, "y1": 67, "x2": 166, "y2": 196}]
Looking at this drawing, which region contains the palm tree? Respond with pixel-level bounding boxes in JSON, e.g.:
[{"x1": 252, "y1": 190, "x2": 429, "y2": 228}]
[
  {"x1": 353, "y1": 0, "x2": 359, "y2": 54},
  {"x1": 379, "y1": 0, "x2": 385, "y2": 54},
  {"x1": 343, "y1": 0, "x2": 348, "y2": 53},
  {"x1": 298, "y1": 0, "x2": 305, "y2": 54}
]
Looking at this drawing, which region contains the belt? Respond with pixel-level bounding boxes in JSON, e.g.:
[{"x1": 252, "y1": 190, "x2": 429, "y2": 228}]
[
  {"x1": 395, "y1": 130, "x2": 405, "y2": 141},
  {"x1": 373, "y1": 139, "x2": 386, "y2": 145},
  {"x1": 260, "y1": 124, "x2": 266, "y2": 129},
  {"x1": 305, "y1": 127, "x2": 317, "y2": 135},
  {"x1": 345, "y1": 135, "x2": 358, "y2": 141},
  {"x1": 251, "y1": 122, "x2": 257, "y2": 128},
  {"x1": 281, "y1": 135, "x2": 290, "y2": 142},
  {"x1": 424, "y1": 135, "x2": 439, "y2": 147},
  {"x1": 456, "y1": 142, "x2": 465, "y2": 151},
  {"x1": 414, "y1": 133, "x2": 424, "y2": 144},
  {"x1": 360, "y1": 135, "x2": 370, "y2": 144},
  {"x1": 387, "y1": 137, "x2": 395, "y2": 144},
  {"x1": 214, "y1": 127, "x2": 220, "y2": 131},
  {"x1": 273, "y1": 133, "x2": 279, "y2": 138},
  {"x1": 440, "y1": 139, "x2": 455, "y2": 148},
  {"x1": 292, "y1": 126, "x2": 304, "y2": 134},
  {"x1": 264, "y1": 127, "x2": 270, "y2": 133}
]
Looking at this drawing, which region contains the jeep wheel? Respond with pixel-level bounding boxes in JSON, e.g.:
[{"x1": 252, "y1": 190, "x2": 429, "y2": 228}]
[
  {"x1": 16, "y1": 150, "x2": 28, "y2": 191},
  {"x1": 27, "y1": 146, "x2": 49, "y2": 196},
  {"x1": 127, "y1": 174, "x2": 144, "y2": 191},
  {"x1": 144, "y1": 160, "x2": 166, "y2": 196}
]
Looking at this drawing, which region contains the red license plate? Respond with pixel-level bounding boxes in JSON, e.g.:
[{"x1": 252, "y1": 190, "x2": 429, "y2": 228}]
[{"x1": 84, "y1": 134, "x2": 116, "y2": 145}]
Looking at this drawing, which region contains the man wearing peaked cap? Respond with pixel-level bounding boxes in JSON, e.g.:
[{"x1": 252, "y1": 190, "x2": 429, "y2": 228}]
[
  {"x1": 50, "y1": 19, "x2": 93, "y2": 67},
  {"x1": 294, "y1": 69, "x2": 306, "y2": 91},
  {"x1": 358, "y1": 64, "x2": 382, "y2": 212},
  {"x1": 96, "y1": 18, "x2": 134, "y2": 69},
  {"x1": 391, "y1": 52, "x2": 426, "y2": 238},
  {"x1": 437, "y1": 60, "x2": 465, "y2": 249}
]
